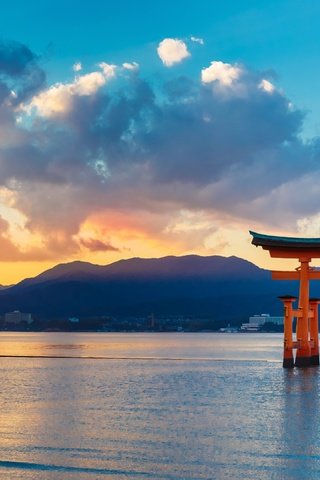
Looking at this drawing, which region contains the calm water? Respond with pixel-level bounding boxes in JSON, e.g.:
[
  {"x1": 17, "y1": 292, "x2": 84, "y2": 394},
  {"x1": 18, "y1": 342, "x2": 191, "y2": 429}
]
[{"x1": 0, "y1": 332, "x2": 320, "y2": 479}]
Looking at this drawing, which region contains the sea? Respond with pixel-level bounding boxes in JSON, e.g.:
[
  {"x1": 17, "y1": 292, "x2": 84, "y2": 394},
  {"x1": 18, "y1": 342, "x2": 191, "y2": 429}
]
[{"x1": 0, "y1": 332, "x2": 319, "y2": 479}]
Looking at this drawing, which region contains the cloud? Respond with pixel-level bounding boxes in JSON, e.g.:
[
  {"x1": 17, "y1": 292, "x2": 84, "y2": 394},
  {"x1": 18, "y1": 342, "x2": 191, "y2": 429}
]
[
  {"x1": 73, "y1": 62, "x2": 82, "y2": 72},
  {"x1": 259, "y1": 78, "x2": 275, "y2": 93},
  {"x1": 0, "y1": 41, "x2": 318, "y2": 263},
  {"x1": 190, "y1": 36, "x2": 204, "y2": 45},
  {"x1": 0, "y1": 41, "x2": 36, "y2": 77},
  {"x1": 122, "y1": 62, "x2": 139, "y2": 71},
  {"x1": 15, "y1": 66, "x2": 303, "y2": 224},
  {"x1": 297, "y1": 212, "x2": 320, "y2": 236},
  {"x1": 201, "y1": 61, "x2": 242, "y2": 87},
  {"x1": 80, "y1": 237, "x2": 119, "y2": 252},
  {"x1": 22, "y1": 63, "x2": 116, "y2": 117},
  {"x1": 0, "y1": 215, "x2": 73, "y2": 261},
  {"x1": 0, "y1": 40, "x2": 45, "y2": 102},
  {"x1": 98, "y1": 62, "x2": 116, "y2": 78},
  {"x1": 157, "y1": 38, "x2": 190, "y2": 67}
]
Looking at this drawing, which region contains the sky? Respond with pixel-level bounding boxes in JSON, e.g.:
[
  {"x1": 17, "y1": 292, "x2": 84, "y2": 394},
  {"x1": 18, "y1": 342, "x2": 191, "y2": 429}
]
[{"x1": 0, "y1": 0, "x2": 320, "y2": 283}]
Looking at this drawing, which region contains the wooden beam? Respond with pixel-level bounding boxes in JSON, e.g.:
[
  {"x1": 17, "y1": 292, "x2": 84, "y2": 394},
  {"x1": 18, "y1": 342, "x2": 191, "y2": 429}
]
[
  {"x1": 272, "y1": 271, "x2": 299, "y2": 280},
  {"x1": 267, "y1": 247, "x2": 320, "y2": 258},
  {"x1": 271, "y1": 270, "x2": 320, "y2": 280}
]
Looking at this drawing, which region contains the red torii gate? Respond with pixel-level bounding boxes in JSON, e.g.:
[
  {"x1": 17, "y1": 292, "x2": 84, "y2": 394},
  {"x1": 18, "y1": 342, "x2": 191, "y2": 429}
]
[{"x1": 250, "y1": 231, "x2": 320, "y2": 368}]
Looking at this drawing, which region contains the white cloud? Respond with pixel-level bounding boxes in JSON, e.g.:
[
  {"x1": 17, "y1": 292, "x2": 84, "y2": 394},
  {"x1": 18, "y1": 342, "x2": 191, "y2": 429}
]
[
  {"x1": 73, "y1": 62, "x2": 82, "y2": 72},
  {"x1": 73, "y1": 71, "x2": 107, "y2": 95},
  {"x1": 122, "y1": 62, "x2": 139, "y2": 71},
  {"x1": 23, "y1": 64, "x2": 116, "y2": 118},
  {"x1": 25, "y1": 83, "x2": 74, "y2": 117},
  {"x1": 297, "y1": 213, "x2": 320, "y2": 236},
  {"x1": 201, "y1": 61, "x2": 242, "y2": 86},
  {"x1": 98, "y1": 62, "x2": 117, "y2": 78},
  {"x1": 259, "y1": 79, "x2": 275, "y2": 93},
  {"x1": 157, "y1": 38, "x2": 190, "y2": 67},
  {"x1": 190, "y1": 36, "x2": 204, "y2": 45}
]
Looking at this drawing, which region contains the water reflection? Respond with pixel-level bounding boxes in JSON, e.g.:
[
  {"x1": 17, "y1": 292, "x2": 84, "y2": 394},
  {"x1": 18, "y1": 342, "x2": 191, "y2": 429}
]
[
  {"x1": 280, "y1": 368, "x2": 320, "y2": 478},
  {"x1": 1, "y1": 333, "x2": 320, "y2": 479},
  {"x1": 0, "y1": 332, "x2": 284, "y2": 361},
  {"x1": 41, "y1": 343, "x2": 87, "y2": 353}
]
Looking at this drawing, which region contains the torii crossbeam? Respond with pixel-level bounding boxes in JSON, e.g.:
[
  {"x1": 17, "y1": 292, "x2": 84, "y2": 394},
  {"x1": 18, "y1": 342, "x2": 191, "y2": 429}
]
[{"x1": 250, "y1": 230, "x2": 320, "y2": 368}]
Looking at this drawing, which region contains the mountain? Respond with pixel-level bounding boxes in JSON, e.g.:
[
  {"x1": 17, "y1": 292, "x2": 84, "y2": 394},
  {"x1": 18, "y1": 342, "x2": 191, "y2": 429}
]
[
  {"x1": 15, "y1": 255, "x2": 263, "y2": 286},
  {"x1": 0, "y1": 255, "x2": 303, "y2": 322}
]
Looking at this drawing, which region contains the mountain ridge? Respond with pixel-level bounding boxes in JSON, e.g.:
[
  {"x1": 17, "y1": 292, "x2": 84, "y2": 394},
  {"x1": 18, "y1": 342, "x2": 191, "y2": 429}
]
[
  {"x1": 11, "y1": 254, "x2": 266, "y2": 290},
  {"x1": 0, "y1": 254, "x2": 300, "y2": 322}
]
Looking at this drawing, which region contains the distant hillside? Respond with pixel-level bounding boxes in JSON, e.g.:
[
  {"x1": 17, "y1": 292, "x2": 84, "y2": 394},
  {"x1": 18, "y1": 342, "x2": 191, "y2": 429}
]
[
  {"x1": 14, "y1": 255, "x2": 264, "y2": 286},
  {"x1": 0, "y1": 254, "x2": 304, "y2": 321}
]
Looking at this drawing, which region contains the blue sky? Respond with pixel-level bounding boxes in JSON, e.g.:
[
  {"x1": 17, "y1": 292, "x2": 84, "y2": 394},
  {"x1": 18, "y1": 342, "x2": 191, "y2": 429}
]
[{"x1": 0, "y1": 0, "x2": 320, "y2": 282}]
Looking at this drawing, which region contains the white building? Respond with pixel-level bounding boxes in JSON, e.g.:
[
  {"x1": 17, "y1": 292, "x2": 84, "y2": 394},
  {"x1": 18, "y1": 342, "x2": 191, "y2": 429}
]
[
  {"x1": 240, "y1": 322, "x2": 261, "y2": 332},
  {"x1": 240, "y1": 313, "x2": 284, "y2": 332},
  {"x1": 249, "y1": 314, "x2": 284, "y2": 325},
  {"x1": 5, "y1": 310, "x2": 32, "y2": 324}
]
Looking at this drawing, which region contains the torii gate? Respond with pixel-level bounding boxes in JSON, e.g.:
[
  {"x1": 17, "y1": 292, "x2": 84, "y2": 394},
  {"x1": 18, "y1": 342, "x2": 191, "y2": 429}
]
[{"x1": 250, "y1": 231, "x2": 320, "y2": 368}]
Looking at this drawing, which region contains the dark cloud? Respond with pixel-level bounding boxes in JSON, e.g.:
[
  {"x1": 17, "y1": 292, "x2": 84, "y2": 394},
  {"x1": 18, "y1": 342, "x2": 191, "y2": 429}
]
[
  {"x1": 0, "y1": 40, "x2": 37, "y2": 77},
  {"x1": 44, "y1": 74, "x2": 305, "y2": 190},
  {"x1": 0, "y1": 40, "x2": 45, "y2": 103},
  {"x1": 80, "y1": 238, "x2": 120, "y2": 252}
]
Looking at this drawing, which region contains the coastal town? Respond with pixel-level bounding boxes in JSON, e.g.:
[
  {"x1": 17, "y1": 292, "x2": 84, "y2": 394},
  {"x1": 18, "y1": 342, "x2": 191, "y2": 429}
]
[{"x1": 0, "y1": 310, "x2": 284, "y2": 333}]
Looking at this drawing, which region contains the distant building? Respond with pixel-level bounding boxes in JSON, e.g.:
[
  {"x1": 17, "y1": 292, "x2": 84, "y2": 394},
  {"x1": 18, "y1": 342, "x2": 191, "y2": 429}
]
[
  {"x1": 240, "y1": 323, "x2": 261, "y2": 332},
  {"x1": 249, "y1": 314, "x2": 284, "y2": 325},
  {"x1": 241, "y1": 313, "x2": 284, "y2": 332},
  {"x1": 68, "y1": 317, "x2": 80, "y2": 324},
  {"x1": 219, "y1": 323, "x2": 238, "y2": 333},
  {"x1": 5, "y1": 310, "x2": 32, "y2": 324},
  {"x1": 147, "y1": 313, "x2": 155, "y2": 329}
]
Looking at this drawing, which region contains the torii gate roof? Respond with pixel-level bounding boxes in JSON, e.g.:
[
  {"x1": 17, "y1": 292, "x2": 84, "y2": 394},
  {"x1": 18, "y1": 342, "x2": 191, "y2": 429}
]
[
  {"x1": 250, "y1": 231, "x2": 320, "y2": 248},
  {"x1": 249, "y1": 231, "x2": 320, "y2": 258}
]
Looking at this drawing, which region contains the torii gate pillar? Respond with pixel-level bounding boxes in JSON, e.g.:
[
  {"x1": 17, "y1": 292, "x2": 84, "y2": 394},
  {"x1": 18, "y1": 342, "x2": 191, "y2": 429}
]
[
  {"x1": 250, "y1": 231, "x2": 320, "y2": 368},
  {"x1": 309, "y1": 298, "x2": 320, "y2": 365},
  {"x1": 279, "y1": 295, "x2": 296, "y2": 368}
]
